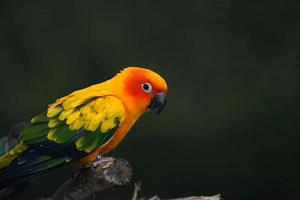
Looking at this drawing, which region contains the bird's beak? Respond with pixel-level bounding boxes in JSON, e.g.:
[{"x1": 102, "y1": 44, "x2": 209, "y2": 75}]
[{"x1": 148, "y1": 92, "x2": 167, "y2": 114}]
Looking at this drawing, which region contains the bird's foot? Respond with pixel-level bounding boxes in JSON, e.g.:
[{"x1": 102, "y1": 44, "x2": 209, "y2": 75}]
[
  {"x1": 96, "y1": 154, "x2": 102, "y2": 161},
  {"x1": 89, "y1": 155, "x2": 114, "y2": 169}
]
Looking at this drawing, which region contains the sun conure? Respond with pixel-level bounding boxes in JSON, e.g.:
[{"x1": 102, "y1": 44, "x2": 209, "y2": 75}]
[{"x1": 0, "y1": 67, "x2": 168, "y2": 189}]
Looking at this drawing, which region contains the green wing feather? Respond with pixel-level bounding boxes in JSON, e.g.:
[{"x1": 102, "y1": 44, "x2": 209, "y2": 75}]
[{"x1": 75, "y1": 125, "x2": 118, "y2": 153}]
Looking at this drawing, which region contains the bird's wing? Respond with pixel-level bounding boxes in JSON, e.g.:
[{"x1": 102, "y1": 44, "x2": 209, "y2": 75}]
[{"x1": 0, "y1": 90, "x2": 126, "y2": 187}]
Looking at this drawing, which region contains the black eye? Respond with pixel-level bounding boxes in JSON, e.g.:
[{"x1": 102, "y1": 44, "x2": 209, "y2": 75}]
[{"x1": 141, "y1": 83, "x2": 152, "y2": 93}]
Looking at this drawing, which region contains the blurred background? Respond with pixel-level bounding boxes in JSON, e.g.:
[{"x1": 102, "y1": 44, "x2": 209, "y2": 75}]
[{"x1": 1, "y1": 0, "x2": 300, "y2": 199}]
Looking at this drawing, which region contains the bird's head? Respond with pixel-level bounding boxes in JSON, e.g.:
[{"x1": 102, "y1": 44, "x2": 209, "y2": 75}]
[{"x1": 109, "y1": 67, "x2": 168, "y2": 117}]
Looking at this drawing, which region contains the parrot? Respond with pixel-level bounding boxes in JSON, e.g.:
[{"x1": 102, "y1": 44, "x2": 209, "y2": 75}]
[{"x1": 0, "y1": 67, "x2": 168, "y2": 189}]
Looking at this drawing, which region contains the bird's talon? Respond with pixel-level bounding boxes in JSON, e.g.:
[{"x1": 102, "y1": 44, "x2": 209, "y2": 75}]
[{"x1": 96, "y1": 154, "x2": 102, "y2": 161}]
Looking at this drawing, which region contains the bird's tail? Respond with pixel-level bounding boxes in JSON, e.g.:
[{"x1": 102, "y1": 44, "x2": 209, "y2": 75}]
[
  {"x1": 0, "y1": 142, "x2": 28, "y2": 189},
  {"x1": 0, "y1": 142, "x2": 68, "y2": 189},
  {"x1": 0, "y1": 142, "x2": 27, "y2": 170}
]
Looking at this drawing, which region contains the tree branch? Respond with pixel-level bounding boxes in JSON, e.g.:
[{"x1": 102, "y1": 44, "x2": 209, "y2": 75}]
[
  {"x1": 50, "y1": 157, "x2": 132, "y2": 200},
  {"x1": 131, "y1": 182, "x2": 221, "y2": 200}
]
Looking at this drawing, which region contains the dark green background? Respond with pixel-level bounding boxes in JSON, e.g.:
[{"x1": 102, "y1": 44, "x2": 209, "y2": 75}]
[{"x1": 1, "y1": 0, "x2": 300, "y2": 199}]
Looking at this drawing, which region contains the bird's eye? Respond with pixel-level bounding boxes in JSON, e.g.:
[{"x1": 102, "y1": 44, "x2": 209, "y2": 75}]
[{"x1": 141, "y1": 83, "x2": 152, "y2": 93}]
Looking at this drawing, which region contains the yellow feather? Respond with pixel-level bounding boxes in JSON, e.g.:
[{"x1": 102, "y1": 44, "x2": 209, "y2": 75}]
[
  {"x1": 100, "y1": 122, "x2": 109, "y2": 133},
  {"x1": 62, "y1": 96, "x2": 77, "y2": 110},
  {"x1": 0, "y1": 142, "x2": 27, "y2": 169},
  {"x1": 49, "y1": 96, "x2": 69, "y2": 108},
  {"x1": 59, "y1": 109, "x2": 73, "y2": 121},
  {"x1": 89, "y1": 112, "x2": 102, "y2": 123},
  {"x1": 47, "y1": 129, "x2": 57, "y2": 141},
  {"x1": 87, "y1": 113, "x2": 103, "y2": 129},
  {"x1": 70, "y1": 119, "x2": 84, "y2": 130},
  {"x1": 94, "y1": 98, "x2": 105, "y2": 108},
  {"x1": 66, "y1": 110, "x2": 80, "y2": 125},
  {"x1": 79, "y1": 104, "x2": 91, "y2": 114},
  {"x1": 48, "y1": 118, "x2": 61, "y2": 128},
  {"x1": 87, "y1": 123, "x2": 99, "y2": 132},
  {"x1": 63, "y1": 98, "x2": 85, "y2": 110},
  {"x1": 100, "y1": 118, "x2": 114, "y2": 133},
  {"x1": 47, "y1": 106, "x2": 63, "y2": 117},
  {"x1": 62, "y1": 90, "x2": 110, "y2": 110},
  {"x1": 74, "y1": 136, "x2": 84, "y2": 150},
  {"x1": 84, "y1": 122, "x2": 96, "y2": 131}
]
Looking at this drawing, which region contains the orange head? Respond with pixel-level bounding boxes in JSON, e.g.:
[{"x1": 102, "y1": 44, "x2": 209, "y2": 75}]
[{"x1": 108, "y1": 67, "x2": 168, "y2": 117}]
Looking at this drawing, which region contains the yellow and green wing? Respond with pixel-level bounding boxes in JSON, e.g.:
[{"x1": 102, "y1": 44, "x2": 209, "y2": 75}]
[{"x1": 0, "y1": 90, "x2": 126, "y2": 188}]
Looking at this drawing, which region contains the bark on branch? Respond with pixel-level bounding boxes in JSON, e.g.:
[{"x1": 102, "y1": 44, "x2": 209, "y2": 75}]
[
  {"x1": 51, "y1": 157, "x2": 132, "y2": 200},
  {"x1": 131, "y1": 182, "x2": 221, "y2": 200}
]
